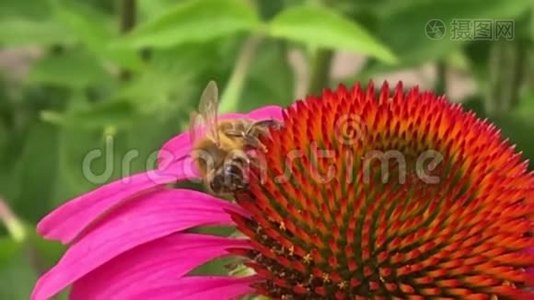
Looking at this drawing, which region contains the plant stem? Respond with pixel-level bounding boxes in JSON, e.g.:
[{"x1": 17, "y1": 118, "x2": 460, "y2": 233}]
[
  {"x1": 119, "y1": 0, "x2": 136, "y2": 81},
  {"x1": 120, "y1": 0, "x2": 136, "y2": 33},
  {"x1": 308, "y1": 49, "x2": 334, "y2": 95},
  {"x1": 0, "y1": 197, "x2": 26, "y2": 242},
  {"x1": 220, "y1": 35, "x2": 263, "y2": 113},
  {"x1": 505, "y1": 41, "x2": 525, "y2": 110},
  {"x1": 486, "y1": 41, "x2": 504, "y2": 117},
  {"x1": 486, "y1": 40, "x2": 524, "y2": 116},
  {"x1": 435, "y1": 61, "x2": 447, "y2": 95}
]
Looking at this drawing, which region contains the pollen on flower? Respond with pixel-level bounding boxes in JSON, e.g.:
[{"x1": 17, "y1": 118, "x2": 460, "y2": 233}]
[{"x1": 231, "y1": 82, "x2": 534, "y2": 299}]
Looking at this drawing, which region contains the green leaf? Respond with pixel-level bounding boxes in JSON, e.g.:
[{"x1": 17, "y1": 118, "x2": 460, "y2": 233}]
[
  {"x1": 10, "y1": 123, "x2": 60, "y2": 222},
  {"x1": 138, "y1": 0, "x2": 179, "y2": 21},
  {"x1": 52, "y1": 126, "x2": 108, "y2": 206},
  {"x1": 120, "y1": 115, "x2": 187, "y2": 173},
  {"x1": 52, "y1": 0, "x2": 143, "y2": 70},
  {"x1": 50, "y1": 95, "x2": 121, "y2": 205},
  {"x1": 0, "y1": 18, "x2": 73, "y2": 46},
  {"x1": 44, "y1": 90, "x2": 186, "y2": 205},
  {"x1": 0, "y1": 239, "x2": 36, "y2": 300},
  {"x1": 374, "y1": 0, "x2": 532, "y2": 67},
  {"x1": 0, "y1": 0, "x2": 74, "y2": 46},
  {"x1": 52, "y1": 0, "x2": 113, "y2": 50},
  {"x1": 121, "y1": 0, "x2": 260, "y2": 49},
  {"x1": 27, "y1": 51, "x2": 110, "y2": 89},
  {"x1": 26, "y1": 224, "x2": 65, "y2": 267},
  {"x1": 483, "y1": 92, "x2": 534, "y2": 170},
  {"x1": 0, "y1": 238, "x2": 20, "y2": 267},
  {"x1": 513, "y1": 91, "x2": 534, "y2": 120},
  {"x1": 491, "y1": 115, "x2": 534, "y2": 170},
  {"x1": 42, "y1": 100, "x2": 137, "y2": 130},
  {"x1": 256, "y1": 0, "x2": 284, "y2": 20},
  {"x1": 348, "y1": 0, "x2": 532, "y2": 81},
  {"x1": 238, "y1": 40, "x2": 294, "y2": 112},
  {"x1": 51, "y1": 110, "x2": 185, "y2": 207},
  {"x1": 268, "y1": 6, "x2": 397, "y2": 64},
  {"x1": 118, "y1": 43, "x2": 219, "y2": 114},
  {"x1": 0, "y1": 0, "x2": 52, "y2": 19},
  {"x1": 40, "y1": 90, "x2": 138, "y2": 130}
]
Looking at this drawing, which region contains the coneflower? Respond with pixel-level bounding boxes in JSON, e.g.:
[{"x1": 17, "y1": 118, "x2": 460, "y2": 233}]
[{"x1": 32, "y1": 82, "x2": 534, "y2": 299}]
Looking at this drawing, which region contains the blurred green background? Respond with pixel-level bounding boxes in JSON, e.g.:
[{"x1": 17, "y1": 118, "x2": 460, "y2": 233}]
[{"x1": 0, "y1": 0, "x2": 533, "y2": 298}]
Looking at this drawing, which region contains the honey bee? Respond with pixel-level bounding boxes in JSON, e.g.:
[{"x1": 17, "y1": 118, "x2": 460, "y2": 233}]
[{"x1": 190, "y1": 81, "x2": 280, "y2": 196}]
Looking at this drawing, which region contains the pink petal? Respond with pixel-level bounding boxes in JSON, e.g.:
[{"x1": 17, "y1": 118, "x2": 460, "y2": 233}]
[
  {"x1": 32, "y1": 189, "x2": 245, "y2": 300},
  {"x1": 70, "y1": 233, "x2": 250, "y2": 299},
  {"x1": 38, "y1": 169, "x2": 184, "y2": 244},
  {"x1": 158, "y1": 105, "x2": 283, "y2": 172},
  {"x1": 133, "y1": 276, "x2": 257, "y2": 300}
]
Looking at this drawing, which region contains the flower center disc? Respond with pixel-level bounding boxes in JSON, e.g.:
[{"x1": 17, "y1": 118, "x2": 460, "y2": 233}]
[{"x1": 232, "y1": 83, "x2": 534, "y2": 299}]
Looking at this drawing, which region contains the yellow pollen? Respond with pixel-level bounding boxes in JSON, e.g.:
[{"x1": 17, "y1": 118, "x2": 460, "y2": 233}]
[
  {"x1": 338, "y1": 281, "x2": 348, "y2": 290},
  {"x1": 303, "y1": 253, "x2": 312, "y2": 264},
  {"x1": 288, "y1": 245, "x2": 294, "y2": 256}
]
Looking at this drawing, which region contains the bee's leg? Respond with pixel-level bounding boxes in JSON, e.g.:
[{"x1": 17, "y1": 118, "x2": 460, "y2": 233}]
[
  {"x1": 249, "y1": 119, "x2": 282, "y2": 130},
  {"x1": 221, "y1": 129, "x2": 268, "y2": 152},
  {"x1": 222, "y1": 120, "x2": 281, "y2": 138},
  {"x1": 221, "y1": 129, "x2": 243, "y2": 138},
  {"x1": 244, "y1": 135, "x2": 269, "y2": 152},
  {"x1": 245, "y1": 119, "x2": 282, "y2": 151},
  {"x1": 245, "y1": 119, "x2": 282, "y2": 136}
]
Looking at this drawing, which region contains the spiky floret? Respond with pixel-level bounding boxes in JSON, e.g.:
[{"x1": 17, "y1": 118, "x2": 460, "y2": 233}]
[{"x1": 232, "y1": 82, "x2": 534, "y2": 299}]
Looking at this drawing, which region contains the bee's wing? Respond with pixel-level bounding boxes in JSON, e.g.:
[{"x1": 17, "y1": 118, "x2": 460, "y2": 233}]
[
  {"x1": 188, "y1": 111, "x2": 204, "y2": 146},
  {"x1": 198, "y1": 80, "x2": 220, "y2": 145}
]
